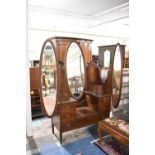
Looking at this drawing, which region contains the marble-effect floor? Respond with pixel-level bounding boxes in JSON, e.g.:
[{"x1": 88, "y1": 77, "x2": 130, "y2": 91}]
[
  {"x1": 26, "y1": 102, "x2": 129, "y2": 155},
  {"x1": 26, "y1": 117, "x2": 95, "y2": 155}
]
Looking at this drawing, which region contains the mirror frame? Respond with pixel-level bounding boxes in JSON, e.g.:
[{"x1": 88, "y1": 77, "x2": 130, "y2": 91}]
[
  {"x1": 39, "y1": 39, "x2": 58, "y2": 117},
  {"x1": 112, "y1": 43, "x2": 123, "y2": 108},
  {"x1": 65, "y1": 41, "x2": 86, "y2": 100}
]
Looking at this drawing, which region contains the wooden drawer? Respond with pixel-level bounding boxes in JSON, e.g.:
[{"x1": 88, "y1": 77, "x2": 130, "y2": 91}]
[
  {"x1": 61, "y1": 112, "x2": 75, "y2": 122},
  {"x1": 62, "y1": 122, "x2": 73, "y2": 131},
  {"x1": 98, "y1": 106, "x2": 110, "y2": 114},
  {"x1": 60, "y1": 104, "x2": 76, "y2": 114},
  {"x1": 98, "y1": 97, "x2": 110, "y2": 114},
  {"x1": 98, "y1": 97, "x2": 110, "y2": 104}
]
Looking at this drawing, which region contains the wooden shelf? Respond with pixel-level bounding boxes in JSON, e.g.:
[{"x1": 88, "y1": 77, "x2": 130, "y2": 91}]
[
  {"x1": 120, "y1": 68, "x2": 129, "y2": 104},
  {"x1": 32, "y1": 104, "x2": 41, "y2": 108},
  {"x1": 32, "y1": 110, "x2": 44, "y2": 119},
  {"x1": 30, "y1": 67, "x2": 44, "y2": 119}
]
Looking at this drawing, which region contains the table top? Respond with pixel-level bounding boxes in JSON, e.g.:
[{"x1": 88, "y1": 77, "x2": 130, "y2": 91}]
[{"x1": 84, "y1": 91, "x2": 111, "y2": 98}]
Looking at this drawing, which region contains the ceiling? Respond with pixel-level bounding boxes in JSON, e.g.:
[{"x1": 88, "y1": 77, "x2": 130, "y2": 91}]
[{"x1": 28, "y1": 0, "x2": 129, "y2": 38}]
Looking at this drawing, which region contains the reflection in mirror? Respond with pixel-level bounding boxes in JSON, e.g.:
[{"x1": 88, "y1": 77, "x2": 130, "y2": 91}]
[
  {"x1": 112, "y1": 45, "x2": 122, "y2": 107},
  {"x1": 66, "y1": 42, "x2": 85, "y2": 98},
  {"x1": 104, "y1": 50, "x2": 110, "y2": 68},
  {"x1": 100, "y1": 50, "x2": 110, "y2": 83},
  {"x1": 41, "y1": 42, "x2": 57, "y2": 116}
]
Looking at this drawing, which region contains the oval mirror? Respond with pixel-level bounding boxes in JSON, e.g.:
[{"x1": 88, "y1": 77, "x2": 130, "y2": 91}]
[
  {"x1": 40, "y1": 41, "x2": 57, "y2": 117},
  {"x1": 112, "y1": 44, "x2": 123, "y2": 108},
  {"x1": 66, "y1": 42, "x2": 85, "y2": 98}
]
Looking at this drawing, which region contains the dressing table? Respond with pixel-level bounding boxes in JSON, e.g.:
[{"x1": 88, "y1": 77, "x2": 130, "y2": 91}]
[
  {"x1": 39, "y1": 37, "x2": 106, "y2": 143},
  {"x1": 39, "y1": 36, "x2": 125, "y2": 143}
]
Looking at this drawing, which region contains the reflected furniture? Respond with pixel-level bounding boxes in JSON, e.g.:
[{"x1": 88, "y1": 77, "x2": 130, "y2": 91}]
[
  {"x1": 39, "y1": 37, "x2": 111, "y2": 143},
  {"x1": 123, "y1": 58, "x2": 129, "y2": 68},
  {"x1": 121, "y1": 68, "x2": 129, "y2": 104},
  {"x1": 98, "y1": 117, "x2": 129, "y2": 145},
  {"x1": 30, "y1": 67, "x2": 43, "y2": 118},
  {"x1": 123, "y1": 50, "x2": 129, "y2": 68}
]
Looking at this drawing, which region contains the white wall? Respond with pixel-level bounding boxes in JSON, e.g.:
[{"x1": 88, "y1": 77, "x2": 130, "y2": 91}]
[
  {"x1": 28, "y1": 29, "x2": 129, "y2": 60},
  {"x1": 28, "y1": 7, "x2": 129, "y2": 61}
]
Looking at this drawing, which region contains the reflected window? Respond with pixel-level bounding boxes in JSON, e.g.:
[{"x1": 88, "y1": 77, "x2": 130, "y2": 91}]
[
  {"x1": 104, "y1": 50, "x2": 110, "y2": 68},
  {"x1": 113, "y1": 46, "x2": 121, "y2": 90},
  {"x1": 112, "y1": 45, "x2": 122, "y2": 107}
]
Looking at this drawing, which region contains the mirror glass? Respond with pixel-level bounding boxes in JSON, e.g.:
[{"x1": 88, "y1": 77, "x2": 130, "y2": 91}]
[
  {"x1": 112, "y1": 45, "x2": 122, "y2": 107},
  {"x1": 66, "y1": 42, "x2": 85, "y2": 98},
  {"x1": 41, "y1": 42, "x2": 57, "y2": 116},
  {"x1": 100, "y1": 50, "x2": 111, "y2": 83},
  {"x1": 104, "y1": 50, "x2": 110, "y2": 68}
]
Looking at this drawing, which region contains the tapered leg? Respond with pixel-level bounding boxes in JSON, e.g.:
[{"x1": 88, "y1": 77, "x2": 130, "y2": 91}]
[
  {"x1": 51, "y1": 119, "x2": 54, "y2": 134},
  {"x1": 98, "y1": 127, "x2": 102, "y2": 144},
  {"x1": 60, "y1": 131, "x2": 62, "y2": 144},
  {"x1": 52, "y1": 123, "x2": 54, "y2": 134}
]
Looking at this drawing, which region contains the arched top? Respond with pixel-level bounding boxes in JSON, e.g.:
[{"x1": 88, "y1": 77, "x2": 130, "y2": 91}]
[{"x1": 49, "y1": 36, "x2": 93, "y2": 42}]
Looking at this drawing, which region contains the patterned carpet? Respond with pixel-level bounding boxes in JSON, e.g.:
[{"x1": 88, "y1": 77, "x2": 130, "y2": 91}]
[{"x1": 94, "y1": 135, "x2": 129, "y2": 155}]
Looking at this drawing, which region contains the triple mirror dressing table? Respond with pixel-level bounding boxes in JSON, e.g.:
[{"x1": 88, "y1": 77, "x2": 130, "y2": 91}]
[{"x1": 39, "y1": 36, "x2": 125, "y2": 143}]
